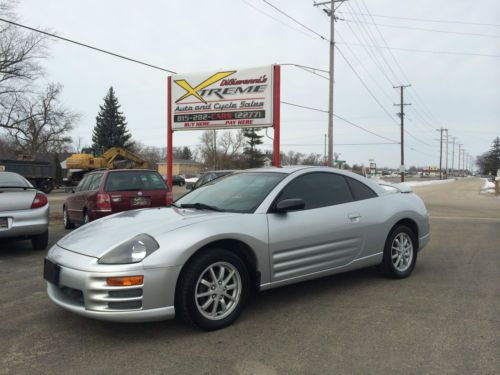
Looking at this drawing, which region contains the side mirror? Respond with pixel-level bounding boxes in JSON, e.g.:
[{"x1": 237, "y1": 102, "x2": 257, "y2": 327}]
[
  {"x1": 186, "y1": 185, "x2": 193, "y2": 190},
  {"x1": 275, "y1": 198, "x2": 305, "y2": 213}
]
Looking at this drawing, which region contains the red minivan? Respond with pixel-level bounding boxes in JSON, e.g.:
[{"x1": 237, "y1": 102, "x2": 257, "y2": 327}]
[{"x1": 63, "y1": 169, "x2": 172, "y2": 228}]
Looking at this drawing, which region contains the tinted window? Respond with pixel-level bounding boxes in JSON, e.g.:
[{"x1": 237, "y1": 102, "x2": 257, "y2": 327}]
[
  {"x1": 105, "y1": 171, "x2": 167, "y2": 192},
  {"x1": 0, "y1": 172, "x2": 32, "y2": 187},
  {"x1": 76, "y1": 175, "x2": 91, "y2": 192},
  {"x1": 346, "y1": 177, "x2": 377, "y2": 201},
  {"x1": 277, "y1": 172, "x2": 353, "y2": 210},
  {"x1": 88, "y1": 173, "x2": 103, "y2": 191}
]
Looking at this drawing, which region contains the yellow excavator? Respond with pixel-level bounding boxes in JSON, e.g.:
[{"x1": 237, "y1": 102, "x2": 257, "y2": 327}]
[{"x1": 64, "y1": 147, "x2": 149, "y2": 185}]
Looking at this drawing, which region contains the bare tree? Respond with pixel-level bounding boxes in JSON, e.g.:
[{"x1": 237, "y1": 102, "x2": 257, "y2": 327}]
[
  {"x1": 198, "y1": 130, "x2": 246, "y2": 169},
  {"x1": 281, "y1": 150, "x2": 304, "y2": 166},
  {"x1": 302, "y1": 153, "x2": 323, "y2": 166},
  {"x1": 2, "y1": 84, "x2": 77, "y2": 154},
  {"x1": 0, "y1": 1, "x2": 47, "y2": 127}
]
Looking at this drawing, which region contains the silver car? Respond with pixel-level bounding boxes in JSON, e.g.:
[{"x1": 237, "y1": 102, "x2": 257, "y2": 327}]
[
  {"x1": 44, "y1": 167, "x2": 430, "y2": 330},
  {"x1": 0, "y1": 171, "x2": 49, "y2": 249}
]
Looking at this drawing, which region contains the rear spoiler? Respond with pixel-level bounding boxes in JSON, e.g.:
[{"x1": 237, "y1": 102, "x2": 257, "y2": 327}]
[{"x1": 378, "y1": 182, "x2": 413, "y2": 194}]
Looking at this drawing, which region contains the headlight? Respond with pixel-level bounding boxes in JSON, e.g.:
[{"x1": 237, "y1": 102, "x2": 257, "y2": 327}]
[{"x1": 98, "y1": 234, "x2": 160, "y2": 264}]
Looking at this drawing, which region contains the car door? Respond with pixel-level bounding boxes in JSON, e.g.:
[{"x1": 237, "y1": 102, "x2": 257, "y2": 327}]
[
  {"x1": 84, "y1": 173, "x2": 104, "y2": 214},
  {"x1": 67, "y1": 175, "x2": 91, "y2": 221},
  {"x1": 267, "y1": 172, "x2": 364, "y2": 282},
  {"x1": 343, "y1": 176, "x2": 385, "y2": 257}
]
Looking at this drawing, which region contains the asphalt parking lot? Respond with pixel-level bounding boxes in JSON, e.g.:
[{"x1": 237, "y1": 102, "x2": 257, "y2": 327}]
[{"x1": 1, "y1": 178, "x2": 499, "y2": 374}]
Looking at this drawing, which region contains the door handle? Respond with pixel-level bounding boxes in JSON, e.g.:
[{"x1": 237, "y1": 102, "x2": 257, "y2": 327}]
[{"x1": 348, "y1": 213, "x2": 361, "y2": 222}]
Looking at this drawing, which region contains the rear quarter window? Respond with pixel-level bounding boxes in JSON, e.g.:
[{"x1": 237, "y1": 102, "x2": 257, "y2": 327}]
[
  {"x1": 345, "y1": 177, "x2": 378, "y2": 201},
  {"x1": 105, "y1": 171, "x2": 168, "y2": 192}
]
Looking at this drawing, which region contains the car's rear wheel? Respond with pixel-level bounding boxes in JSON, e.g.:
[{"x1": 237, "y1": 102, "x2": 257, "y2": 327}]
[
  {"x1": 83, "y1": 210, "x2": 90, "y2": 225},
  {"x1": 63, "y1": 207, "x2": 75, "y2": 229},
  {"x1": 175, "y1": 248, "x2": 249, "y2": 330},
  {"x1": 379, "y1": 225, "x2": 417, "y2": 278},
  {"x1": 32, "y1": 230, "x2": 48, "y2": 250}
]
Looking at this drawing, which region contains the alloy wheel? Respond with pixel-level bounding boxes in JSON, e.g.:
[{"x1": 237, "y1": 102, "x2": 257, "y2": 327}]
[
  {"x1": 391, "y1": 232, "x2": 414, "y2": 272},
  {"x1": 195, "y1": 262, "x2": 242, "y2": 321}
]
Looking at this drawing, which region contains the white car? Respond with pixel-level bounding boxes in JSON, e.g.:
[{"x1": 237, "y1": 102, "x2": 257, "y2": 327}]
[{"x1": 0, "y1": 171, "x2": 49, "y2": 249}]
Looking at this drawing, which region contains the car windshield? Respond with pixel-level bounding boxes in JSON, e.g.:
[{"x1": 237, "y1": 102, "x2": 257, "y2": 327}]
[
  {"x1": 0, "y1": 172, "x2": 33, "y2": 188},
  {"x1": 175, "y1": 172, "x2": 286, "y2": 213},
  {"x1": 105, "y1": 171, "x2": 168, "y2": 192}
]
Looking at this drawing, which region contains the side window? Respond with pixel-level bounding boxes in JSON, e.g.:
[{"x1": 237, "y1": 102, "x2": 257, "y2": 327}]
[
  {"x1": 345, "y1": 177, "x2": 377, "y2": 201},
  {"x1": 76, "y1": 176, "x2": 90, "y2": 192},
  {"x1": 277, "y1": 172, "x2": 353, "y2": 210},
  {"x1": 88, "y1": 173, "x2": 103, "y2": 191}
]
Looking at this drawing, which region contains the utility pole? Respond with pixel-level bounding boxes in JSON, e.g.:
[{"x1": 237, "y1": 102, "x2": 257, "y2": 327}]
[
  {"x1": 444, "y1": 129, "x2": 449, "y2": 179},
  {"x1": 314, "y1": 0, "x2": 346, "y2": 167},
  {"x1": 437, "y1": 128, "x2": 444, "y2": 180},
  {"x1": 324, "y1": 133, "x2": 327, "y2": 166},
  {"x1": 393, "y1": 85, "x2": 411, "y2": 182},
  {"x1": 462, "y1": 150, "x2": 467, "y2": 177},
  {"x1": 451, "y1": 137, "x2": 456, "y2": 176},
  {"x1": 458, "y1": 144, "x2": 462, "y2": 176}
]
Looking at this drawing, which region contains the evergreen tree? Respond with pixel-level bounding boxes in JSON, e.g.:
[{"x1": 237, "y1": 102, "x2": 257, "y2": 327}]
[
  {"x1": 181, "y1": 146, "x2": 192, "y2": 160},
  {"x1": 477, "y1": 137, "x2": 500, "y2": 174},
  {"x1": 243, "y1": 128, "x2": 265, "y2": 167},
  {"x1": 486, "y1": 137, "x2": 500, "y2": 174},
  {"x1": 92, "y1": 87, "x2": 133, "y2": 153}
]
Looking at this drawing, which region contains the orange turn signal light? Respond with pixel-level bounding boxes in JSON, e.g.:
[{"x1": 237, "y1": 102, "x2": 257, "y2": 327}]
[{"x1": 106, "y1": 276, "x2": 144, "y2": 286}]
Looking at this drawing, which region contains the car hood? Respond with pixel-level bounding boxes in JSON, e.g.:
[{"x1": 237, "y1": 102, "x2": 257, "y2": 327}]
[{"x1": 57, "y1": 207, "x2": 237, "y2": 258}]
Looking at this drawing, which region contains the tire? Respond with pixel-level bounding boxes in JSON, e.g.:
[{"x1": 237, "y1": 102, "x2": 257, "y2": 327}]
[
  {"x1": 175, "y1": 248, "x2": 250, "y2": 331},
  {"x1": 39, "y1": 180, "x2": 53, "y2": 194},
  {"x1": 379, "y1": 225, "x2": 417, "y2": 279},
  {"x1": 83, "y1": 210, "x2": 90, "y2": 225},
  {"x1": 32, "y1": 230, "x2": 48, "y2": 250},
  {"x1": 63, "y1": 207, "x2": 75, "y2": 229}
]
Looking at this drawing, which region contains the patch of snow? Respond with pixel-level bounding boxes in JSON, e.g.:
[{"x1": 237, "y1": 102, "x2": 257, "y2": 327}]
[
  {"x1": 379, "y1": 179, "x2": 456, "y2": 188},
  {"x1": 480, "y1": 178, "x2": 495, "y2": 194}
]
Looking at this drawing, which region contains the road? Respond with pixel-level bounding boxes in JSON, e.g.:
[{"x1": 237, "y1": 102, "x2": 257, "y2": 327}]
[{"x1": 0, "y1": 178, "x2": 498, "y2": 374}]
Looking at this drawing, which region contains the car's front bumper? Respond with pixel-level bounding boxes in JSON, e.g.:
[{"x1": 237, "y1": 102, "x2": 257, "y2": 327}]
[
  {"x1": 0, "y1": 205, "x2": 49, "y2": 239},
  {"x1": 46, "y1": 245, "x2": 181, "y2": 322}
]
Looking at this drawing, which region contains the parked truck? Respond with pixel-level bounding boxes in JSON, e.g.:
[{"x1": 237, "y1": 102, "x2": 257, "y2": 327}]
[{"x1": 0, "y1": 159, "x2": 54, "y2": 193}]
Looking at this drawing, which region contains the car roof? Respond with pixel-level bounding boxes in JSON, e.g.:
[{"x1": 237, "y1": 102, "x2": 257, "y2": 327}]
[
  {"x1": 87, "y1": 169, "x2": 158, "y2": 175},
  {"x1": 235, "y1": 166, "x2": 386, "y2": 194}
]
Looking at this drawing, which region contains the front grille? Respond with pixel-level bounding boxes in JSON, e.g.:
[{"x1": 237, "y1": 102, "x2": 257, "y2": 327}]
[
  {"x1": 108, "y1": 300, "x2": 142, "y2": 310},
  {"x1": 108, "y1": 288, "x2": 143, "y2": 298}
]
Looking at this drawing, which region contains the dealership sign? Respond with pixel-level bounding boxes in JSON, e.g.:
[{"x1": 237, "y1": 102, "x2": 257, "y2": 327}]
[{"x1": 170, "y1": 65, "x2": 276, "y2": 131}]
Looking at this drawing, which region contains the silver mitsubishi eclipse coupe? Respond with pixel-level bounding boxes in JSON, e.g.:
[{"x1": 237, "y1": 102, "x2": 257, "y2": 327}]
[{"x1": 44, "y1": 166, "x2": 430, "y2": 330}]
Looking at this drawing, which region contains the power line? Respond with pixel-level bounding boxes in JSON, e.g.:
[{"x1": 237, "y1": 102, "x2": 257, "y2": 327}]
[
  {"x1": 239, "y1": 0, "x2": 320, "y2": 42},
  {"x1": 344, "y1": 19, "x2": 500, "y2": 38},
  {"x1": 280, "y1": 63, "x2": 329, "y2": 80},
  {"x1": 262, "y1": 0, "x2": 328, "y2": 41},
  {"x1": 345, "y1": 1, "x2": 400, "y2": 85},
  {"x1": 339, "y1": 11, "x2": 500, "y2": 28},
  {"x1": 263, "y1": 142, "x2": 399, "y2": 146},
  {"x1": 0, "y1": 18, "x2": 178, "y2": 74},
  {"x1": 280, "y1": 100, "x2": 399, "y2": 143},
  {"x1": 335, "y1": 45, "x2": 399, "y2": 125},
  {"x1": 336, "y1": 41, "x2": 500, "y2": 58}
]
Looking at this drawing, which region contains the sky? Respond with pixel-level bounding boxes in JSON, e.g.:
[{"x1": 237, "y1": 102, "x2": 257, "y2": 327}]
[{"x1": 15, "y1": 0, "x2": 500, "y2": 168}]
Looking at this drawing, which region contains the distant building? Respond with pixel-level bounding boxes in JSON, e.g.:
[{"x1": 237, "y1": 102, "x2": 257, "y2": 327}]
[{"x1": 157, "y1": 159, "x2": 203, "y2": 176}]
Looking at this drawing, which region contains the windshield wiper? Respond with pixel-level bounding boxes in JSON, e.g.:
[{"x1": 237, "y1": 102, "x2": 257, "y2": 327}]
[{"x1": 180, "y1": 203, "x2": 222, "y2": 212}]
